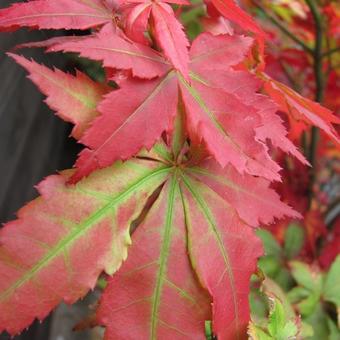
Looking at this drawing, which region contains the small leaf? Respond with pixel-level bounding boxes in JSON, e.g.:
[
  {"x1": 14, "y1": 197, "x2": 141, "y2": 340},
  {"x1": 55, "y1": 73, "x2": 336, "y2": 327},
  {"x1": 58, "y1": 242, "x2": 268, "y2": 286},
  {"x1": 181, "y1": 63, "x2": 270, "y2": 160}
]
[
  {"x1": 284, "y1": 224, "x2": 305, "y2": 259},
  {"x1": 256, "y1": 230, "x2": 282, "y2": 257},
  {"x1": 258, "y1": 256, "x2": 281, "y2": 278},
  {"x1": 323, "y1": 255, "x2": 340, "y2": 308},
  {"x1": 268, "y1": 299, "x2": 298, "y2": 339},
  {"x1": 287, "y1": 286, "x2": 310, "y2": 304},
  {"x1": 289, "y1": 261, "x2": 323, "y2": 292}
]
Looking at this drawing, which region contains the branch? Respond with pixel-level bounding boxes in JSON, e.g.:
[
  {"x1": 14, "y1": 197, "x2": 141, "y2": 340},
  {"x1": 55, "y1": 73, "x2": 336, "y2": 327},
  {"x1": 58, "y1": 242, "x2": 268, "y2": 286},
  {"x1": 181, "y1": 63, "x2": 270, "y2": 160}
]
[
  {"x1": 322, "y1": 46, "x2": 340, "y2": 58},
  {"x1": 252, "y1": 0, "x2": 313, "y2": 54},
  {"x1": 305, "y1": 0, "x2": 325, "y2": 206}
]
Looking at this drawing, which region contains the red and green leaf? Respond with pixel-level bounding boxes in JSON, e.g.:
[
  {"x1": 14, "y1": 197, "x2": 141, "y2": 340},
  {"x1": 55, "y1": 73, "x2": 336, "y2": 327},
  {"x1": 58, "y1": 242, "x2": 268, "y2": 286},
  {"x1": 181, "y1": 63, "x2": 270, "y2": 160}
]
[
  {"x1": 98, "y1": 177, "x2": 211, "y2": 339},
  {"x1": 180, "y1": 174, "x2": 263, "y2": 339}
]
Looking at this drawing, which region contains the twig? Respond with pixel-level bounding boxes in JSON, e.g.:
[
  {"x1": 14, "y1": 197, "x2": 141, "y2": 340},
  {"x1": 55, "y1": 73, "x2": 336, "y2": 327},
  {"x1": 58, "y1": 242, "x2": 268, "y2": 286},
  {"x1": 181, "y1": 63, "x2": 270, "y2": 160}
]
[
  {"x1": 322, "y1": 46, "x2": 340, "y2": 58},
  {"x1": 252, "y1": 0, "x2": 313, "y2": 54},
  {"x1": 305, "y1": 0, "x2": 325, "y2": 206}
]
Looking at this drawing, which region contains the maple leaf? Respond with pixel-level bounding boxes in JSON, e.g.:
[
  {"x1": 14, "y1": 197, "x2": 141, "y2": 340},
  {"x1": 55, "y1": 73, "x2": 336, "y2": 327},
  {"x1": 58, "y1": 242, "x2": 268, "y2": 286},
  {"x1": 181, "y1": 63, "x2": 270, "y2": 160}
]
[
  {"x1": 51, "y1": 31, "x2": 299, "y2": 182},
  {"x1": 0, "y1": 0, "x2": 114, "y2": 31},
  {"x1": 0, "y1": 158, "x2": 169, "y2": 335},
  {"x1": 262, "y1": 74, "x2": 340, "y2": 144},
  {"x1": 96, "y1": 139, "x2": 296, "y2": 339},
  {"x1": 8, "y1": 53, "x2": 109, "y2": 139},
  {"x1": 0, "y1": 132, "x2": 299, "y2": 337},
  {"x1": 94, "y1": 126, "x2": 304, "y2": 338}
]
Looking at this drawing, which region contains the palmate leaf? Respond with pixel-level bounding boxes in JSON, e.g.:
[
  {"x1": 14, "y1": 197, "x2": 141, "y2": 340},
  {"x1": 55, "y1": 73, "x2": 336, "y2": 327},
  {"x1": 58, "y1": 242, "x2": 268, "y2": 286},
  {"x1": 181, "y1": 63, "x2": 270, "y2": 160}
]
[
  {"x1": 0, "y1": 137, "x2": 297, "y2": 337},
  {"x1": 48, "y1": 31, "x2": 302, "y2": 182},
  {"x1": 9, "y1": 53, "x2": 109, "y2": 140},
  {"x1": 96, "y1": 141, "x2": 300, "y2": 339},
  {"x1": 0, "y1": 159, "x2": 169, "y2": 335},
  {"x1": 0, "y1": 0, "x2": 114, "y2": 31}
]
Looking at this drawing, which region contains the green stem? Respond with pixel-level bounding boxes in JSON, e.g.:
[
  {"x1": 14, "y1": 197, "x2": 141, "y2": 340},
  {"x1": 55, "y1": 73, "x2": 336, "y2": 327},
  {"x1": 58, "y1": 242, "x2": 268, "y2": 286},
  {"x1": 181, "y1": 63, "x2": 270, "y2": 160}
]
[
  {"x1": 305, "y1": 0, "x2": 325, "y2": 206},
  {"x1": 322, "y1": 46, "x2": 340, "y2": 58},
  {"x1": 252, "y1": 0, "x2": 313, "y2": 54}
]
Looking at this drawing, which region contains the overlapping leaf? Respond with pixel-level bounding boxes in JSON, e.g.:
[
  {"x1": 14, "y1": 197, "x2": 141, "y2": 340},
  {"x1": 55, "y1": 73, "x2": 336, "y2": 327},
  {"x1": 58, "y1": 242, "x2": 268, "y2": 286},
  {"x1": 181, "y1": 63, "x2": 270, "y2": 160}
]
[
  {"x1": 50, "y1": 31, "x2": 301, "y2": 182},
  {"x1": 48, "y1": 24, "x2": 170, "y2": 79},
  {"x1": 208, "y1": 0, "x2": 265, "y2": 37},
  {"x1": 150, "y1": 2, "x2": 190, "y2": 78},
  {"x1": 9, "y1": 53, "x2": 109, "y2": 139},
  {"x1": 70, "y1": 74, "x2": 178, "y2": 183},
  {"x1": 0, "y1": 0, "x2": 114, "y2": 31},
  {"x1": 262, "y1": 74, "x2": 340, "y2": 144},
  {"x1": 0, "y1": 158, "x2": 169, "y2": 335},
  {"x1": 0, "y1": 134, "x2": 299, "y2": 337},
  {"x1": 95, "y1": 139, "x2": 302, "y2": 339}
]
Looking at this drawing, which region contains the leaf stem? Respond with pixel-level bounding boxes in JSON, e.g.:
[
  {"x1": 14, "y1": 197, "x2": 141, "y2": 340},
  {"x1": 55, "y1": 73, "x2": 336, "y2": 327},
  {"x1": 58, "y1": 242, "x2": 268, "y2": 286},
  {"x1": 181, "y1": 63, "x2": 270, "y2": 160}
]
[
  {"x1": 305, "y1": 0, "x2": 325, "y2": 206},
  {"x1": 252, "y1": 0, "x2": 313, "y2": 54}
]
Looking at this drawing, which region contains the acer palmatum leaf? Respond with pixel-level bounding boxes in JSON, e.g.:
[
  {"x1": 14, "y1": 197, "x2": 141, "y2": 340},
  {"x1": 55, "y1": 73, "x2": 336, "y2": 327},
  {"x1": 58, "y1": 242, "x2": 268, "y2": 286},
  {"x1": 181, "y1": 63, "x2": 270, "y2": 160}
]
[
  {"x1": 96, "y1": 142, "x2": 273, "y2": 339},
  {"x1": 9, "y1": 53, "x2": 109, "y2": 140},
  {"x1": 0, "y1": 0, "x2": 114, "y2": 31},
  {"x1": 120, "y1": 0, "x2": 190, "y2": 45},
  {"x1": 98, "y1": 179, "x2": 211, "y2": 339},
  {"x1": 178, "y1": 72, "x2": 282, "y2": 181},
  {"x1": 0, "y1": 134, "x2": 300, "y2": 337},
  {"x1": 49, "y1": 24, "x2": 170, "y2": 79},
  {"x1": 0, "y1": 158, "x2": 169, "y2": 335},
  {"x1": 68, "y1": 32, "x2": 293, "y2": 182}
]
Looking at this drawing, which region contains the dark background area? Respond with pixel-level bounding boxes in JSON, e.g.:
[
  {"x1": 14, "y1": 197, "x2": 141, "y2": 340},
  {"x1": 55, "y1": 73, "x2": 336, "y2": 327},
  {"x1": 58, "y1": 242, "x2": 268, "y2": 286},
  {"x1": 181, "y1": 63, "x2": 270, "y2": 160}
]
[{"x1": 0, "y1": 1, "x2": 82, "y2": 338}]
